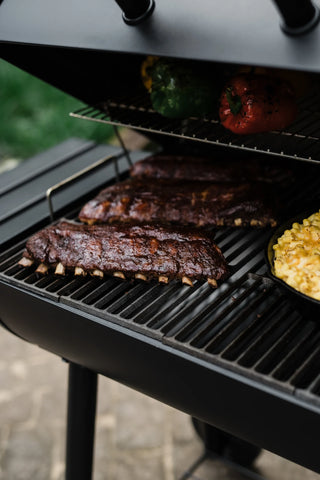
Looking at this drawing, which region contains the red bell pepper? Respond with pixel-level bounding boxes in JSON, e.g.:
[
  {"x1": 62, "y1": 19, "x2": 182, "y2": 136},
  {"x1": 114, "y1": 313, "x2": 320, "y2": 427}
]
[{"x1": 219, "y1": 74, "x2": 298, "y2": 135}]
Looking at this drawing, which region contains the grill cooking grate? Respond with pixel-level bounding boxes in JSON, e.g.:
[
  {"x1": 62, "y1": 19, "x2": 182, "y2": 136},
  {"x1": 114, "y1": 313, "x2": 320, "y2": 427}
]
[
  {"x1": 71, "y1": 87, "x2": 320, "y2": 164},
  {"x1": 1, "y1": 165, "x2": 320, "y2": 406}
]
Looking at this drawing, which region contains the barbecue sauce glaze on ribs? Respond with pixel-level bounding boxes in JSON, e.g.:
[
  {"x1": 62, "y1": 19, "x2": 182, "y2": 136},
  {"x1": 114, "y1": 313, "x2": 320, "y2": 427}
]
[
  {"x1": 130, "y1": 154, "x2": 293, "y2": 184},
  {"x1": 20, "y1": 221, "x2": 228, "y2": 286},
  {"x1": 79, "y1": 178, "x2": 277, "y2": 228}
]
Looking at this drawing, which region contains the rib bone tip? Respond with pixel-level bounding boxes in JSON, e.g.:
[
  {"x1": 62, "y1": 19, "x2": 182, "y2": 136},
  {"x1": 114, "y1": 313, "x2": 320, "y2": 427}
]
[
  {"x1": 36, "y1": 263, "x2": 49, "y2": 274},
  {"x1": 113, "y1": 271, "x2": 125, "y2": 280},
  {"x1": 18, "y1": 257, "x2": 34, "y2": 267},
  {"x1": 182, "y1": 276, "x2": 193, "y2": 287},
  {"x1": 92, "y1": 269, "x2": 104, "y2": 278},
  {"x1": 55, "y1": 263, "x2": 65, "y2": 275},
  {"x1": 135, "y1": 273, "x2": 147, "y2": 281},
  {"x1": 75, "y1": 267, "x2": 86, "y2": 276},
  {"x1": 158, "y1": 275, "x2": 169, "y2": 284},
  {"x1": 207, "y1": 278, "x2": 217, "y2": 288}
]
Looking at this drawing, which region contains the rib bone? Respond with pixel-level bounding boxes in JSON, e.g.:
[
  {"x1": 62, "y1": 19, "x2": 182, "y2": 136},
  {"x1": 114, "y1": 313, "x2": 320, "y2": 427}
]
[
  {"x1": 158, "y1": 275, "x2": 169, "y2": 284},
  {"x1": 135, "y1": 273, "x2": 147, "y2": 281},
  {"x1": 92, "y1": 269, "x2": 104, "y2": 278},
  {"x1": 55, "y1": 263, "x2": 65, "y2": 275},
  {"x1": 36, "y1": 263, "x2": 49, "y2": 274},
  {"x1": 75, "y1": 267, "x2": 86, "y2": 276},
  {"x1": 113, "y1": 271, "x2": 126, "y2": 280},
  {"x1": 18, "y1": 257, "x2": 34, "y2": 267},
  {"x1": 182, "y1": 276, "x2": 193, "y2": 286}
]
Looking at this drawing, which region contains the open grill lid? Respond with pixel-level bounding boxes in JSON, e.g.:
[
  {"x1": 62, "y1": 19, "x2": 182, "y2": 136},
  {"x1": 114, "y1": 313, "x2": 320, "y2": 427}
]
[
  {"x1": 0, "y1": 0, "x2": 320, "y2": 71},
  {"x1": 2, "y1": 0, "x2": 320, "y2": 106}
]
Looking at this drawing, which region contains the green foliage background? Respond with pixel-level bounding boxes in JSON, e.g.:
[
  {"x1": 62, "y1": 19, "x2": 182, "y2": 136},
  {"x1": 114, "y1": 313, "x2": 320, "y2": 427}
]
[{"x1": 0, "y1": 60, "x2": 113, "y2": 163}]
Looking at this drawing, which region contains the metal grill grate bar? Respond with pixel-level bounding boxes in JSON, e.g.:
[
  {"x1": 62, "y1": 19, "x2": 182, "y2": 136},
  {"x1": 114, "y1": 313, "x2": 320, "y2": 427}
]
[
  {"x1": 220, "y1": 293, "x2": 287, "y2": 362},
  {"x1": 172, "y1": 276, "x2": 253, "y2": 344},
  {"x1": 255, "y1": 321, "x2": 317, "y2": 377},
  {"x1": 289, "y1": 345, "x2": 320, "y2": 390},
  {"x1": 237, "y1": 304, "x2": 300, "y2": 369},
  {"x1": 202, "y1": 280, "x2": 274, "y2": 354},
  {"x1": 272, "y1": 327, "x2": 320, "y2": 382}
]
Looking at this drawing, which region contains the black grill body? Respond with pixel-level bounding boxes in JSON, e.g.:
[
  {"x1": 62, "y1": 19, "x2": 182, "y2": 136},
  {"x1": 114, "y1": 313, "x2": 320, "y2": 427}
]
[
  {"x1": 2, "y1": 2, "x2": 320, "y2": 478},
  {"x1": 2, "y1": 140, "x2": 320, "y2": 475}
]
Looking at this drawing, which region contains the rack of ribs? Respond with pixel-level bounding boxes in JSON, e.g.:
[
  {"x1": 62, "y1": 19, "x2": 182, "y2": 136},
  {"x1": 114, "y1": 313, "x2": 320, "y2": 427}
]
[
  {"x1": 79, "y1": 178, "x2": 278, "y2": 228},
  {"x1": 19, "y1": 221, "x2": 228, "y2": 287},
  {"x1": 130, "y1": 154, "x2": 294, "y2": 184}
]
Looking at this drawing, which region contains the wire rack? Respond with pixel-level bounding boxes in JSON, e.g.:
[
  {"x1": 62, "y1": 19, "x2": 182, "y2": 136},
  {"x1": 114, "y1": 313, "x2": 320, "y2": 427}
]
[{"x1": 70, "y1": 88, "x2": 320, "y2": 164}]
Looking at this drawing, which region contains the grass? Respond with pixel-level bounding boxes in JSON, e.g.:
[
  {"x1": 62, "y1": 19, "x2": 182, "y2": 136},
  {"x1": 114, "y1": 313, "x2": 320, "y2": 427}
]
[{"x1": 0, "y1": 60, "x2": 114, "y2": 163}]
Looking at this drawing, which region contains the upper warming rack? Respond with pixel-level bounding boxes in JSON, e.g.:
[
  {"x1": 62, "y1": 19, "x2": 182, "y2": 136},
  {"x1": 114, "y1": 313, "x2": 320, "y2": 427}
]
[{"x1": 71, "y1": 86, "x2": 320, "y2": 164}]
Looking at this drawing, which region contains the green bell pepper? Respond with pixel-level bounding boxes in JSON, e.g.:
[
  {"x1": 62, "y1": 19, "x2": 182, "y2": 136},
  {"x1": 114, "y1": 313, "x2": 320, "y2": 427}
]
[{"x1": 149, "y1": 58, "x2": 218, "y2": 119}]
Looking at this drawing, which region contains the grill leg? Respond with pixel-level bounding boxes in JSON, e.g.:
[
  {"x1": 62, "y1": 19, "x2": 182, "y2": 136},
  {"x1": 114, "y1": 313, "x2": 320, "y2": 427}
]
[{"x1": 65, "y1": 362, "x2": 98, "y2": 480}]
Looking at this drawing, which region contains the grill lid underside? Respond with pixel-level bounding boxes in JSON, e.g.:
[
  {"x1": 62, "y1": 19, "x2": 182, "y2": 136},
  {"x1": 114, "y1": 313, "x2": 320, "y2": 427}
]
[{"x1": 2, "y1": 1, "x2": 320, "y2": 78}]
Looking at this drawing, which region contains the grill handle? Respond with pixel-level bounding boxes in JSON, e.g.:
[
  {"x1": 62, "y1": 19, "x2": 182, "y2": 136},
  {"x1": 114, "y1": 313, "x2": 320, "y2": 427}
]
[
  {"x1": 272, "y1": 0, "x2": 320, "y2": 35},
  {"x1": 46, "y1": 154, "x2": 120, "y2": 222},
  {"x1": 114, "y1": 0, "x2": 155, "y2": 25}
]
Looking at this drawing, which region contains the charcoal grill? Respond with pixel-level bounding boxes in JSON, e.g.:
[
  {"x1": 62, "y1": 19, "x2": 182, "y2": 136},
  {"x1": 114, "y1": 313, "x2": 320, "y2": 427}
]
[{"x1": 2, "y1": 1, "x2": 320, "y2": 479}]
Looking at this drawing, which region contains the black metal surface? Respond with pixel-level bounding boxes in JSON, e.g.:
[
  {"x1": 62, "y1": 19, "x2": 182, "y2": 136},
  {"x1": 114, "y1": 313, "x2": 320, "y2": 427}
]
[
  {"x1": 191, "y1": 418, "x2": 262, "y2": 468},
  {"x1": 71, "y1": 86, "x2": 320, "y2": 164},
  {"x1": 1, "y1": 155, "x2": 320, "y2": 406},
  {"x1": 4, "y1": 225, "x2": 320, "y2": 407},
  {"x1": 66, "y1": 363, "x2": 97, "y2": 480},
  {"x1": 3, "y1": 279, "x2": 320, "y2": 473},
  {"x1": 2, "y1": 144, "x2": 320, "y2": 472},
  {"x1": 181, "y1": 450, "x2": 267, "y2": 480},
  {"x1": 2, "y1": 1, "x2": 320, "y2": 75}
]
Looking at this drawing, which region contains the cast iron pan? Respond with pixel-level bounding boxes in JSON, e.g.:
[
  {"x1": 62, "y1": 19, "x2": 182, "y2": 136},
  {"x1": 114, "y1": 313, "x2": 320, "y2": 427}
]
[{"x1": 266, "y1": 209, "x2": 320, "y2": 321}]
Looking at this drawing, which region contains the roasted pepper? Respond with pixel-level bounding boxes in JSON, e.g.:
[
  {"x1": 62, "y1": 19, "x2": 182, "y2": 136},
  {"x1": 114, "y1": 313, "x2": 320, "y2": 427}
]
[
  {"x1": 237, "y1": 65, "x2": 309, "y2": 98},
  {"x1": 141, "y1": 55, "x2": 159, "y2": 91},
  {"x1": 148, "y1": 58, "x2": 219, "y2": 119},
  {"x1": 219, "y1": 74, "x2": 298, "y2": 135}
]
